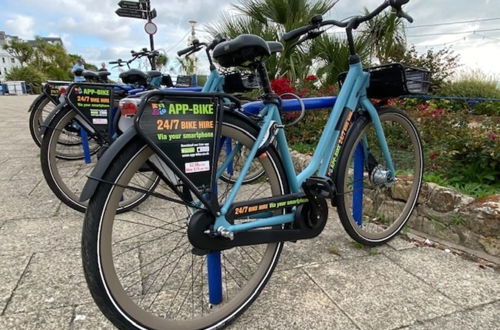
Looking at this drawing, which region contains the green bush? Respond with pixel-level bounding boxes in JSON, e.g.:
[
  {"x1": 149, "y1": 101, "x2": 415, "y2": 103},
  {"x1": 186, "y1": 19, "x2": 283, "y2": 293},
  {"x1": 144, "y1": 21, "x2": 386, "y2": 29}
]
[
  {"x1": 406, "y1": 104, "x2": 499, "y2": 195},
  {"x1": 6, "y1": 65, "x2": 47, "y2": 94},
  {"x1": 437, "y1": 70, "x2": 500, "y2": 116}
]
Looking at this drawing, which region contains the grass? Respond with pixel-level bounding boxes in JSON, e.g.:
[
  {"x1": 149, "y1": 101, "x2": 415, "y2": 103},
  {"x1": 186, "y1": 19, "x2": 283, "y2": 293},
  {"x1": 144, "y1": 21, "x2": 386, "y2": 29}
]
[{"x1": 424, "y1": 172, "x2": 499, "y2": 198}]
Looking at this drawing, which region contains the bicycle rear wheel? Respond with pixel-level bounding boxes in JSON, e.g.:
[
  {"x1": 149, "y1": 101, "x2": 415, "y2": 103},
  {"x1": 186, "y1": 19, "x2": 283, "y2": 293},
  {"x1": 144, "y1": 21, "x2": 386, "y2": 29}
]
[
  {"x1": 29, "y1": 94, "x2": 57, "y2": 147},
  {"x1": 82, "y1": 113, "x2": 288, "y2": 329},
  {"x1": 334, "y1": 107, "x2": 423, "y2": 246},
  {"x1": 40, "y1": 106, "x2": 159, "y2": 213}
]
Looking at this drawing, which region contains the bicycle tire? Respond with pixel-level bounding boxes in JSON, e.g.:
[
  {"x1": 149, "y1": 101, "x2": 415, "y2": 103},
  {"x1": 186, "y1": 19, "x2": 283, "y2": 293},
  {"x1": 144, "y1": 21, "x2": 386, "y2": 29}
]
[
  {"x1": 334, "y1": 107, "x2": 423, "y2": 246},
  {"x1": 29, "y1": 94, "x2": 57, "y2": 147},
  {"x1": 219, "y1": 139, "x2": 266, "y2": 185},
  {"x1": 82, "y1": 112, "x2": 289, "y2": 329},
  {"x1": 40, "y1": 106, "x2": 159, "y2": 213}
]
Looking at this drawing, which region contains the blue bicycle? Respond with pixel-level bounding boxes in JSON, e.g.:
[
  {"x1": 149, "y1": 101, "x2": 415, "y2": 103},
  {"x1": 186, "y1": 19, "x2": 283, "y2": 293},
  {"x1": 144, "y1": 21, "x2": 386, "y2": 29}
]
[{"x1": 80, "y1": 1, "x2": 424, "y2": 328}]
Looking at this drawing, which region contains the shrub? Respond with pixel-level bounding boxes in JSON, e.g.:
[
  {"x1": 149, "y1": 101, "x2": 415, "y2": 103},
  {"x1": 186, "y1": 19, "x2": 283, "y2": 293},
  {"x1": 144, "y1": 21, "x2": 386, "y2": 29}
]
[
  {"x1": 437, "y1": 70, "x2": 500, "y2": 116},
  {"x1": 390, "y1": 45, "x2": 460, "y2": 92},
  {"x1": 406, "y1": 103, "x2": 499, "y2": 190},
  {"x1": 6, "y1": 65, "x2": 47, "y2": 94}
]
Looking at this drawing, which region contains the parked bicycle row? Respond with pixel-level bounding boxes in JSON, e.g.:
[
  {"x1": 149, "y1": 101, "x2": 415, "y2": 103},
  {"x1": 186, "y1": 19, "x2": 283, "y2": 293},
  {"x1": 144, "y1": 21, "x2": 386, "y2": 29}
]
[{"x1": 30, "y1": 0, "x2": 427, "y2": 328}]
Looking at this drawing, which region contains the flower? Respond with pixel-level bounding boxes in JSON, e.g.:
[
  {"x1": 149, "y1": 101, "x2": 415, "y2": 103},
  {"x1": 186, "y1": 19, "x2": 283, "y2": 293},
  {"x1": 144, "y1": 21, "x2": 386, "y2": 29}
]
[
  {"x1": 305, "y1": 75, "x2": 317, "y2": 82},
  {"x1": 271, "y1": 77, "x2": 296, "y2": 96},
  {"x1": 487, "y1": 132, "x2": 498, "y2": 140},
  {"x1": 417, "y1": 103, "x2": 429, "y2": 112}
]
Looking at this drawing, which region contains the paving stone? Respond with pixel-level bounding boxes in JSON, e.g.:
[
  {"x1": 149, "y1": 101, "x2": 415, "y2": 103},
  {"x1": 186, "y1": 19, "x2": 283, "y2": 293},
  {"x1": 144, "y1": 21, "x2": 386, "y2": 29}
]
[
  {"x1": 0, "y1": 217, "x2": 81, "y2": 255},
  {"x1": 304, "y1": 253, "x2": 459, "y2": 330},
  {"x1": 0, "y1": 195, "x2": 59, "y2": 220},
  {"x1": 278, "y1": 211, "x2": 393, "y2": 271},
  {"x1": 0, "y1": 307, "x2": 73, "y2": 329},
  {"x1": 0, "y1": 95, "x2": 498, "y2": 329},
  {"x1": 385, "y1": 247, "x2": 500, "y2": 307},
  {"x1": 5, "y1": 249, "x2": 92, "y2": 313},
  {"x1": 0, "y1": 254, "x2": 31, "y2": 313},
  {"x1": 73, "y1": 304, "x2": 115, "y2": 329},
  {"x1": 0, "y1": 178, "x2": 43, "y2": 198},
  {"x1": 403, "y1": 301, "x2": 500, "y2": 330},
  {"x1": 230, "y1": 268, "x2": 358, "y2": 330}
]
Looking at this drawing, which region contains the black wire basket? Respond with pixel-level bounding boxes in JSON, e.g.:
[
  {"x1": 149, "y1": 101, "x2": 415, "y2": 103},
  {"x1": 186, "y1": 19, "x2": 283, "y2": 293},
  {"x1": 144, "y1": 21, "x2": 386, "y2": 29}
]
[{"x1": 338, "y1": 63, "x2": 431, "y2": 98}]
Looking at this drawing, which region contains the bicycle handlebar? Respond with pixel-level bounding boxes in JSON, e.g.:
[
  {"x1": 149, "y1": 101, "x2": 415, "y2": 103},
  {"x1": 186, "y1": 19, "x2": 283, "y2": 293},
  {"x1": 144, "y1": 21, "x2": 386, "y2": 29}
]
[
  {"x1": 177, "y1": 34, "x2": 227, "y2": 57},
  {"x1": 283, "y1": 0, "x2": 412, "y2": 42}
]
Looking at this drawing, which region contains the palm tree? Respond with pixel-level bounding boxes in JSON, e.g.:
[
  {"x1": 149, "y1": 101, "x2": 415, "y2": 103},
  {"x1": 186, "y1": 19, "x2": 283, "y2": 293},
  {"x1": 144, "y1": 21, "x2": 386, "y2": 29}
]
[
  {"x1": 208, "y1": 0, "x2": 338, "y2": 81},
  {"x1": 359, "y1": 10, "x2": 407, "y2": 64},
  {"x1": 309, "y1": 33, "x2": 370, "y2": 87}
]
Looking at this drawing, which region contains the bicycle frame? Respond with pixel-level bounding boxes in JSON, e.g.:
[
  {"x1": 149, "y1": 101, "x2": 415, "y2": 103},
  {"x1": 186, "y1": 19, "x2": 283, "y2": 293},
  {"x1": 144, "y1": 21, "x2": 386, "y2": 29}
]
[{"x1": 213, "y1": 60, "x2": 396, "y2": 232}]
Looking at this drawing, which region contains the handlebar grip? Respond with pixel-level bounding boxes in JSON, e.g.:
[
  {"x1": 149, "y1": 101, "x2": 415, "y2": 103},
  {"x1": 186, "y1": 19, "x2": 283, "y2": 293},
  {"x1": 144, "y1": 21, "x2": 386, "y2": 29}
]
[
  {"x1": 177, "y1": 46, "x2": 195, "y2": 56},
  {"x1": 283, "y1": 25, "x2": 313, "y2": 41},
  {"x1": 399, "y1": 10, "x2": 414, "y2": 23},
  {"x1": 109, "y1": 61, "x2": 118, "y2": 64}
]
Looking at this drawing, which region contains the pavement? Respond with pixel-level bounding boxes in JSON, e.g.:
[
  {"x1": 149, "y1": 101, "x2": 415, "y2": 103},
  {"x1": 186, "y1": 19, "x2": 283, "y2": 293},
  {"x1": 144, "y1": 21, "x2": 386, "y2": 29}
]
[{"x1": 0, "y1": 95, "x2": 498, "y2": 330}]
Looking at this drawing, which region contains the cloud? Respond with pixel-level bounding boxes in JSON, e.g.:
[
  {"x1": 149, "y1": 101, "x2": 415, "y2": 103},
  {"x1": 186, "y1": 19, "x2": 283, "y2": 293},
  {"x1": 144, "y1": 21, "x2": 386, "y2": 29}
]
[
  {"x1": 1, "y1": 0, "x2": 500, "y2": 77},
  {"x1": 5, "y1": 14, "x2": 35, "y2": 40}
]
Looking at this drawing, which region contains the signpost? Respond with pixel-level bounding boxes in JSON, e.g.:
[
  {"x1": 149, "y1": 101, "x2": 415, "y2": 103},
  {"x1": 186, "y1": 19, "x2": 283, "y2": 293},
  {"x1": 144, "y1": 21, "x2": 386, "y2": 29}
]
[{"x1": 116, "y1": 0, "x2": 157, "y2": 69}]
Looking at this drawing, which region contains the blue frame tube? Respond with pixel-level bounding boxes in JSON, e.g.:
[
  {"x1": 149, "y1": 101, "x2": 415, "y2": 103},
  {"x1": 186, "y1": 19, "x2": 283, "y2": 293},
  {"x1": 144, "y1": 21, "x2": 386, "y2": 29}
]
[
  {"x1": 360, "y1": 97, "x2": 395, "y2": 177},
  {"x1": 80, "y1": 127, "x2": 91, "y2": 164},
  {"x1": 211, "y1": 61, "x2": 396, "y2": 234},
  {"x1": 353, "y1": 143, "x2": 364, "y2": 225},
  {"x1": 207, "y1": 252, "x2": 223, "y2": 305}
]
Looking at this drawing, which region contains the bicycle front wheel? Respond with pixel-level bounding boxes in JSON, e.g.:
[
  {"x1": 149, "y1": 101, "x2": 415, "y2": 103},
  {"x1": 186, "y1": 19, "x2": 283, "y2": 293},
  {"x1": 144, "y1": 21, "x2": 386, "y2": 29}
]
[
  {"x1": 334, "y1": 107, "x2": 423, "y2": 246},
  {"x1": 82, "y1": 112, "x2": 289, "y2": 329}
]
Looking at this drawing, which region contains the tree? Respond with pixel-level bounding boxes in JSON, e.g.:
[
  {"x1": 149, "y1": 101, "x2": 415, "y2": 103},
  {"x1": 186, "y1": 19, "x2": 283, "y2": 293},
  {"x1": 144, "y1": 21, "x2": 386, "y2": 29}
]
[
  {"x1": 208, "y1": 0, "x2": 338, "y2": 81},
  {"x1": 176, "y1": 56, "x2": 197, "y2": 75},
  {"x1": 156, "y1": 54, "x2": 168, "y2": 68},
  {"x1": 360, "y1": 10, "x2": 407, "y2": 64},
  {"x1": 389, "y1": 45, "x2": 460, "y2": 92},
  {"x1": 309, "y1": 34, "x2": 371, "y2": 86},
  {"x1": 2, "y1": 39, "x2": 33, "y2": 66}
]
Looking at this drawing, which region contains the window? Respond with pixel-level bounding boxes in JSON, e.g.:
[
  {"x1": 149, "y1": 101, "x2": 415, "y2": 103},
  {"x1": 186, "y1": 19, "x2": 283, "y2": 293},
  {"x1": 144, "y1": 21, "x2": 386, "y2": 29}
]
[
  {"x1": 11, "y1": 58, "x2": 15, "y2": 64},
  {"x1": 2, "y1": 57, "x2": 5, "y2": 64}
]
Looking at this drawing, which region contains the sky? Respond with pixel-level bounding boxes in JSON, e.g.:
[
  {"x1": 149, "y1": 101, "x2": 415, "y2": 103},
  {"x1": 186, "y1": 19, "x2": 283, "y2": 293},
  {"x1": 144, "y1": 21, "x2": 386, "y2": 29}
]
[{"x1": 0, "y1": 0, "x2": 499, "y2": 79}]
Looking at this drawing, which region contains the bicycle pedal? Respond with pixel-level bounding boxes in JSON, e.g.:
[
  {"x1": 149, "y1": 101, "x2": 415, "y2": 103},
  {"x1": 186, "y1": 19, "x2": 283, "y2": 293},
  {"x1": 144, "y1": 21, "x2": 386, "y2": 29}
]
[{"x1": 302, "y1": 176, "x2": 336, "y2": 206}]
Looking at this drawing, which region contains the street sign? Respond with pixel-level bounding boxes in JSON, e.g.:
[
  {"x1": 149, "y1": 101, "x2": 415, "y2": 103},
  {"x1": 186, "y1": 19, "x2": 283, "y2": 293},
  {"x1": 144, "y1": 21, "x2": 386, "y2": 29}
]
[
  {"x1": 116, "y1": 8, "x2": 148, "y2": 19},
  {"x1": 144, "y1": 21, "x2": 157, "y2": 35},
  {"x1": 149, "y1": 8, "x2": 157, "y2": 19},
  {"x1": 118, "y1": 0, "x2": 147, "y2": 10}
]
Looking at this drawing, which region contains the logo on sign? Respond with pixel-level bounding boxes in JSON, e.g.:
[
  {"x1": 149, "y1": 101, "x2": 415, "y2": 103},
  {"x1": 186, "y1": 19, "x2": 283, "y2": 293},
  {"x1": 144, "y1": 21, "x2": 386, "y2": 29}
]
[{"x1": 151, "y1": 103, "x2": 167, "y2": 116}]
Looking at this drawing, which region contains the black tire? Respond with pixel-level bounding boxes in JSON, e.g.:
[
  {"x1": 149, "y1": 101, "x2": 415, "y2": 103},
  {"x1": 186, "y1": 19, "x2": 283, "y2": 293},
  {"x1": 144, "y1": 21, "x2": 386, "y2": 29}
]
[
  {"x1": 334, "y1": 107, "x2": 423, "y2": 246},
  {"x1": 29, "y1": 94, "x2": 57, "y2": 147},
  {"x1": 82, "y1": 112, "x2": 289, "y2": 329},
  {"x1": 40, "y1": 106, "x2": 159, "y2": 213},
  {"x1": 219, "y1": 138, "x2": 266, "y2": 185}
]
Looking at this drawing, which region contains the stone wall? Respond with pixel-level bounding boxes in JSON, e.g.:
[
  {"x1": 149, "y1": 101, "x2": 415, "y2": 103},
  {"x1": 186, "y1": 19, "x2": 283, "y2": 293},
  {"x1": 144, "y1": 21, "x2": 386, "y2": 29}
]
[{"x1": 290, "y1": 150, "x2": 500, "y2": 257}]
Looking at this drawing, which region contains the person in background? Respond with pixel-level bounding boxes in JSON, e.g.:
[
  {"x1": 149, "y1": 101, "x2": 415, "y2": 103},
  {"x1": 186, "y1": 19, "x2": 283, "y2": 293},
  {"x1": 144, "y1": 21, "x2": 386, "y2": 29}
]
[
  {"x1": 71, "y1": 58, "x2": 85, "y2": 82},
  {"x1": 98, "y1": 62, "x2": 107, "y2": 72}
]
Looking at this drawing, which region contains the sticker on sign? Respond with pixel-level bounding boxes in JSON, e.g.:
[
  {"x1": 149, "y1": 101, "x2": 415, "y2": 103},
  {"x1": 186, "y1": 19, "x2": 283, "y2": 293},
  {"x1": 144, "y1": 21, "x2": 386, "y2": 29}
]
[
  {"x1": 93, "y1": 118, "x2": 108, "y2": 125},
  {"x1": 185, "y1": 161, "x2": 210, "y2": 174}
]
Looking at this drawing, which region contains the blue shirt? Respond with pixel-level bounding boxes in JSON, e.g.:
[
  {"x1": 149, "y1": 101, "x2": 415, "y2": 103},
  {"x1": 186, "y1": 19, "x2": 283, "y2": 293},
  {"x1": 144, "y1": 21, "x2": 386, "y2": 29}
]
[{"x1": 72, "y1": 64, "x2": 86, "y2": 82}]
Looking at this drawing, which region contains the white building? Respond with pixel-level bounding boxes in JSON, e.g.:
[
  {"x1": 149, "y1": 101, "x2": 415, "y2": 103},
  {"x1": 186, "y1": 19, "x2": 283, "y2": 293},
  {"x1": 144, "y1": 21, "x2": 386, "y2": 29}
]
[{"x1": 0, "y1": 31, "x2": 22, "y2": 81}]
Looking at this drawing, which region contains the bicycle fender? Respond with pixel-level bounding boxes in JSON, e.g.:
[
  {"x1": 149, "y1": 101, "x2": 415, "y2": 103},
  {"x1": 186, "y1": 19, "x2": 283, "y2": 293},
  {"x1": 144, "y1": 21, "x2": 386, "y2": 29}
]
[
  {"x1": 28, "y1": 94, "x2": 45, "y2": 113},
  {"x1": 80, "y1": 126, "x2": 139, "y2": 202},
  {"x1": 40, "y1": 102, "x2": 66, "y2": 136}
]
